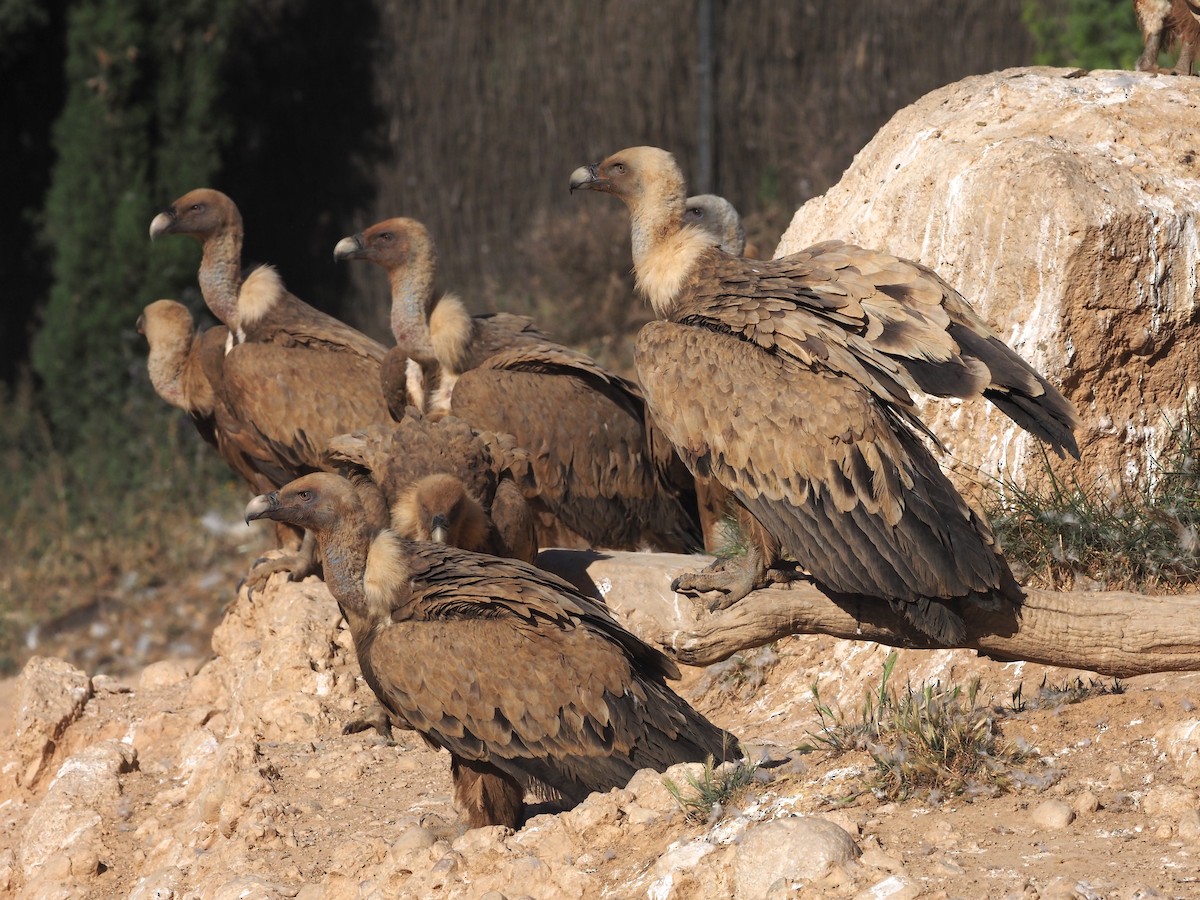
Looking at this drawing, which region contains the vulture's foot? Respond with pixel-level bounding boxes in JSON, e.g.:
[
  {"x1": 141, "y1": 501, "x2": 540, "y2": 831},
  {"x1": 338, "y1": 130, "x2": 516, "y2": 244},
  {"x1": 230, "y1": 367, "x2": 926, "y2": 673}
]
[
  {"x1": 242, "y1": 531, "x2": 321, "y2": 598},
  {"x1": 672, "y1": 553, "x2": 803, "y2": 612},
  {"x1": 671, "y1": 553, "x2": 761, "y2": 611},
  {"x1": 342, "y1": 708, "x2": 395, "y2": 741}
]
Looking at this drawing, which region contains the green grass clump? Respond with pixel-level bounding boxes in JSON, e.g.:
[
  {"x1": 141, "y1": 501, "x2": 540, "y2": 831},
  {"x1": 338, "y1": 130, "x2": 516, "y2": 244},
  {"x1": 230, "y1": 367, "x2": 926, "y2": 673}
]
[
  {"x1": 799, "y1": 652, "x2": 1039, "y2": 803},
  {"x1": 1007, "y1": 675, "x2": 1124, "y2": 714},
  {"x1": 985, "y1": 408, "x2": 1200, "y2": 592},
  {"x1": 663, "y1": 757, "x2": 760, "y2": 823}
]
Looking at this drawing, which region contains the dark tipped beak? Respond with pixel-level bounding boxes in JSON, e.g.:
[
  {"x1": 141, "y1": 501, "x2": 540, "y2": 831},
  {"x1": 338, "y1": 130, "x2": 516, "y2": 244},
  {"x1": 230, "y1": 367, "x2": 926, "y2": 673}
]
[
  {"x1": 333, "y1": 234, "x2": 364, "y2": 261},
  {"x1": 149, "y1": 209, "x2": 176, "y2": 240},
  {"x1": 430, "y1": 513, "x2": 449, "y2": 544},
  {"x1": 569, "y1": 164, "x2": 603, "y2": 193},
  {"x1": 135, "y1": 314, "x2": 145, "y2": 335},
  {"x1": 244, "y1": 491, "x2": 279, "y2": 524}
]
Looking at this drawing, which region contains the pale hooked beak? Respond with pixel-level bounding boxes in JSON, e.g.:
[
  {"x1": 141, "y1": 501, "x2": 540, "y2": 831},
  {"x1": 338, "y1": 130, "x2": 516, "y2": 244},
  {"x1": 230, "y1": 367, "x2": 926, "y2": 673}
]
[
  {"x1": 430, "y1": 513, "x2": 449, "y2": 544},
  {"x1": 244, "y1": 492, "x2": 279, "y2": 524},
  {"x1": 149, "y1": 210, "x2": 175, "y2": 240},
  {"x1": 568, "y1": 164, "x2": 602, "y2": 192},
  {"x1": 333, "y1": 234, "x2": 364, "y2": 261}
]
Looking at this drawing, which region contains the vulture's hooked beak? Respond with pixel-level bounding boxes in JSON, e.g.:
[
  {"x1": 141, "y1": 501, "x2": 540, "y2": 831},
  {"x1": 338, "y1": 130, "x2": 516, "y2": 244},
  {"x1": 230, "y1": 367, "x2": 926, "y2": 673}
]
[
  {"x1": 244, "y1": 491, "x2": 280, "y2": 524},
  {"x1": 135, "y1": 314, "x2": 146, "y2": 335},
  {"x1": 333, "y1": 234, "x2": 365, "y2": 261},
  {"x1": 430, "y1": 513, "x2": 450, "y2": 544},
  {"x1": 148, "y1": 209, "x2": 176, "y2": 240},
  {"x1": 569, "y1": 164, "x2": 605, "y2": 193}
]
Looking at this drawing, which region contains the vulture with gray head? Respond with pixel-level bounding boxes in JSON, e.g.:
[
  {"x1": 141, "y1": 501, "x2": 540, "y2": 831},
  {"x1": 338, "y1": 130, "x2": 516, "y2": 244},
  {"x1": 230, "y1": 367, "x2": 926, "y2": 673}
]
[
  {"x1": 335, "y1": 217, "x2": 703, "y2": 553},
  {"x1": 324, "y1": 411, "x2": 538, "y2": 564},
  {"x1": 245, "y1": 472, "x2": 738, "y2": 829},
  {"x1": 149, "y1": 189, "x2": 394, "y2": 586},
  {"x1": 684, "y1": 194, "x2": 747, "y2": 256},
  {"x1": 570, "y1": 146, "x2": 1080, "y2": 644}
]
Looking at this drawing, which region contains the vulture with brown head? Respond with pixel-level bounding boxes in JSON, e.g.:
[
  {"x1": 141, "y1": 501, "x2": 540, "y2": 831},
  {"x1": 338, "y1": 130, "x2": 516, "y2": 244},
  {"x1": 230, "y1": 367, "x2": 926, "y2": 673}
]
[
  {"x1": 244, "y1": 472, "x2": 738, "y2": 829},
  {"x1": 324, "y1": 411, "x2": 538, "y2": 564},
  {"x1": 149, "y1": 189, "x2": 393, "y2": 585},
  {"x1": 570, "y1": 146, "x2": 1080, "y2": 644},
  {"x1": 335, "y1": 216, "x2": 703, "y2": 553}
]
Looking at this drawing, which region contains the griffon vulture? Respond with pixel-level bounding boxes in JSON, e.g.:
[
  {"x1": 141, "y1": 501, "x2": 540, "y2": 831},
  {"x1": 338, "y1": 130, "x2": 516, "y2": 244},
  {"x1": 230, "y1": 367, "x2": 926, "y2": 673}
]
[
  {"x1": 244, "y1": 472, "x2": 738, "y2": 829},
  {"x1": 149, "y1": 189, "x2": 393, "y2": 585},
  {"x1": 324, "y1": 411, "x2": 538, "y2": 564},
  {"x1": 335, "y1": 217, "x2": 704, "y2": 553},
  {"x1": 570, "y1": 146, "x2": 1080, "y2": 643},
  {"x1": 1134, "y1": 0, "x2": 1200, "y2": 74}
]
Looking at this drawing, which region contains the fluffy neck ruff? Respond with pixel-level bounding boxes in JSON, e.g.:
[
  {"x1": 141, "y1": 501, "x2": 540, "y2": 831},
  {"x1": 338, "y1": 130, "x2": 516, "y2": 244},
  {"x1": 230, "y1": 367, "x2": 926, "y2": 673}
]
[
  {"x1": 628, "y1": 177, "x2": 717, "y2": 318},
  {"x1": 428, "y1": 294, "x2": 476, "y2": 375},
  {"x1": 198, "y1": 228, "x2": 243, "y2": 327},
  {"x1": 363, "y1": 530, "x2": 413, "y2": 631},
  {"x1": 235, "y1": 265, "x2": 286, "y2": 335}
]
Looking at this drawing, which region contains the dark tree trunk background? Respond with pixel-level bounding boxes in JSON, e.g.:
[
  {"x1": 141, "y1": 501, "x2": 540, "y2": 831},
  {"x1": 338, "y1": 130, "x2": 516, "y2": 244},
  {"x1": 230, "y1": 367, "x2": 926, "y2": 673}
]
[{"x1": 342, "y1": 0, "x2": 1034, "y2": 349}]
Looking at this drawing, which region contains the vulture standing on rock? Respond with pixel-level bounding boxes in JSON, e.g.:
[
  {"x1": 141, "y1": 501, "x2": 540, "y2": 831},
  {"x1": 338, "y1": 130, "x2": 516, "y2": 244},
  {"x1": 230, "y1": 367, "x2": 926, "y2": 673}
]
[
  {"x1": 149, "y1": 189, "x2": 393, "y2": 585},
  {"x1": 244, "y1": 472, "x2": 738, "y2": 829},
  {"x1": 324, "y1": 411, "x2": 539, "y2": 564},
  {"x1": 570, "y1": 146, "x2": 1080, "y2": 644},
  {"x1": 335, "y1": 216, "x2": 704, "y2": 553}
]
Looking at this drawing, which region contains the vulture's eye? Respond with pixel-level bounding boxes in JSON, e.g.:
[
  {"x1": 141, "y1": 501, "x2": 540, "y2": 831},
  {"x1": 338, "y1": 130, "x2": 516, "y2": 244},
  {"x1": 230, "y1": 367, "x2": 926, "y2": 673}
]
[
  {"x1": 611, "y1": 163, "x2": 627, "y2": 175},
  {"x1": 297, "y1": 490, "x2": 313, "y2": 502},
  {"x1": 687, "y1": 207, "x2": 703, "y2": 220},
  {"x1": 190, "y1": 203, "x2": 204, "y2": 212},
  {"x1": 379, "y1": 232, "x2": 394, "y2": 242}
]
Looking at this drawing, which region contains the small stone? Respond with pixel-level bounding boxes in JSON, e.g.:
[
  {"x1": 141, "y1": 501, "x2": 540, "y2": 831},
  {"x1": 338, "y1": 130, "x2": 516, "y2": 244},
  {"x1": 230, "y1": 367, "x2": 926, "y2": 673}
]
[
  {"x1": 452, "y1": 825, "x2": 508, "y2": 856},
  {"x1": 1142, "y1": 785, "x2": 1198, "y2": 818},
  {"x1": 478, "y1": 893, "x2": 508, "y2": 900},
  {"x1": 1072, "y1": 791, "x2": 1100, "y2": 815},
  {"x1": 138, "y1": 659, "x2": 194, "y2": 691},
  {"x1": 392, "y1": 826, "x2": 437, "y2": 853},
  {"x1": 91, "y1": 674, "x2": 133, "y2": 694},
  {"x1": 860, "y1": 847, "x2": 904, "y2": 872},
  {"x1": 734, "y1": 816, "x2": 860, "y2": 898},
  {"x1": 1177, "y1": 808, "x2": 1200, "y2": 843},
  {"x1": 1030, "y1": 799, "x2": 1075, "y2": 829},
  {"x1": 852, "y1": 874, "x2": 922, "y2": 900}
]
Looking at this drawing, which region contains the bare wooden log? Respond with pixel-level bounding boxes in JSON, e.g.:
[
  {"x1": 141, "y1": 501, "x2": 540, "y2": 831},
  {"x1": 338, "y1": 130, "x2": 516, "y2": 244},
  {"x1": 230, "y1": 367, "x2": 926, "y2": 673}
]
[
  {"x1": 662, "y1": 581, "x2": 1200, "y2": 678},
  {"x1": 537, "y1": 550, "x2": 1200, "y2": 679}
]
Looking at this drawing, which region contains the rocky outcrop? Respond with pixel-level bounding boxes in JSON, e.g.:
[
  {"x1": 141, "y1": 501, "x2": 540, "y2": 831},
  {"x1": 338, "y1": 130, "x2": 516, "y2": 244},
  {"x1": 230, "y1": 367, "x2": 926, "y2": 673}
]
[{"x1": 778, "y1": 67, "x2": 1200, "y2": 495}]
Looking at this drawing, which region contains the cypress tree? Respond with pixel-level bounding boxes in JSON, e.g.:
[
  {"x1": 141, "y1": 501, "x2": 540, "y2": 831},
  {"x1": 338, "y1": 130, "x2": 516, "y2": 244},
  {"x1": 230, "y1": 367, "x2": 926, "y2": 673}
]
[{"x1": 31, "y1": 0, "x2": 237, "y2": 479}]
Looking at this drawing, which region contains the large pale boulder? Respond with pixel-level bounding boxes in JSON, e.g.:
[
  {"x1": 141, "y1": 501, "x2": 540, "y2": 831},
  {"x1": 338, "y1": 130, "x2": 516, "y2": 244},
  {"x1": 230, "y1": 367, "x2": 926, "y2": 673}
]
[{"x1": 778, "y1": 67, "x2": 1200, "y2": 494}]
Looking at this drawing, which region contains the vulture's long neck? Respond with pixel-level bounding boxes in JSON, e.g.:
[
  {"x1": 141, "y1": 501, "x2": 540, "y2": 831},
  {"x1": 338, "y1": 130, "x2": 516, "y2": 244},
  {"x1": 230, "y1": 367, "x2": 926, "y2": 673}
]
[
  {"x1": 198, "y1": 227, "x2": 243, "y2": 328},
  {"x1": 313, "y1": 514, "x2": 374, "y2": 622},
  {"x1": 145, "y1": 331, "x2": 191, "y2": 411},
  {"x1": 629, "y1": 189, "x2": 716, "y2": 320},
  {"x1": 388, "y1": 256, "x2": 439, "y2": 359}
]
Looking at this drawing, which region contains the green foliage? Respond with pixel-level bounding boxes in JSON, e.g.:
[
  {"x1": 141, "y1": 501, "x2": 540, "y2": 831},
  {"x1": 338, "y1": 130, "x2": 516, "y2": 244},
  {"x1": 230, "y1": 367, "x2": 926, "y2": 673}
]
[
  {"x1": 663, "y1": 758, "x2": 760, "y2": 823},
  {"x1": 799, "y1": 652, "x2": 1043, "y2": 802},
  {"x1": 31, "y1": 0, "x2": 239, "y2": 465},
  {"x1": 986, "y1": 408, "x2": 1200, "y2": 591},
  {"x1": 1021, "y1": 0, "x2": 1144, "y2": 69}
]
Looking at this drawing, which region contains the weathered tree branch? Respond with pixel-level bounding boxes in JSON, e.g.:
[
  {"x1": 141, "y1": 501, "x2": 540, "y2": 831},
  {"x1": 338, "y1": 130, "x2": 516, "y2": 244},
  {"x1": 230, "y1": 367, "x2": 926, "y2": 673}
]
[{"x1": 539, "y1": 550, "x2": 1200, "y2": 679}]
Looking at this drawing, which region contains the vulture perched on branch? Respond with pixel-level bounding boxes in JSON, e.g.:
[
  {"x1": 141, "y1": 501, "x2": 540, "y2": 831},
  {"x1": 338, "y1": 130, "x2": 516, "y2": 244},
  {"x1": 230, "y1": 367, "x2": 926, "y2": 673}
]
[
  {"x1": 244, "y1": 472, "x2": 738, "y2": 829},
  {"x1": 149, "y1": 189, "x2": 393, "y2": 585},
  {"x1": 335, "y1": 217, "x2": 704, "y2": 553},
  {"x1": 570, "y1": 146, "x2": 1080, "y2": 644},
  {"x1": 324, "y1": 411, "x2": 538, "y2": 564}
]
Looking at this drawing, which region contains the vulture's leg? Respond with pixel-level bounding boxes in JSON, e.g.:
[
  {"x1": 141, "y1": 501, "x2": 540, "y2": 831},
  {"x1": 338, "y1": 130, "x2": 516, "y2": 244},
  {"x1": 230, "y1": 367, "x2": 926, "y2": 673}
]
[
  {"x1": 243, "y1": 530, "x2": 322, "y2": 596},
  {"x1": 1137, "y1": 24, "x2": 1164, "y2": 71},
  {"x1": 1174, "y1": 36, "x2": 1196, "y2": 74},
  {"x1": 450, "y1": 755, "x2": 525, "y2": 829}
]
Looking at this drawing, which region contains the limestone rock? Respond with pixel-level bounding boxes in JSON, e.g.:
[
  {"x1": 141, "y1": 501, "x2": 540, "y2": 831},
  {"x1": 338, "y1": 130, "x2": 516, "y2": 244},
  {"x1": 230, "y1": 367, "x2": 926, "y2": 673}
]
[
  {"x1": 1031, "y1": 799, "x2": 1076, "y2": 829},
  {"x1": 12, "y1": 657, "x2": 92, "y2": 789},
  {"x1": 733, "y1": 816, "x2": 860, "y2": 898},
  {"x1": 778, "y1": 67, "x2": 1200, "y2": 494}
]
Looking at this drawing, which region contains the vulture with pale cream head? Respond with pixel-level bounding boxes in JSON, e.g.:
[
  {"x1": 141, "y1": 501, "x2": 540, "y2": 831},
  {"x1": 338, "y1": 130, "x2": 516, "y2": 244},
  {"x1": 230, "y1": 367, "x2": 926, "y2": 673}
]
[
  {"x1": 335, "y1": 216, "x2": 703, "y2": 553},
  {"x1": 149, "y1": 189, "x2": 393, "y2": 585},
  {"x1": 570, "y1": 146, "x2": 1080, "y2": 643},
  {"x1": 244, "y1": 472, "x2": 738, "y2": 829}
]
